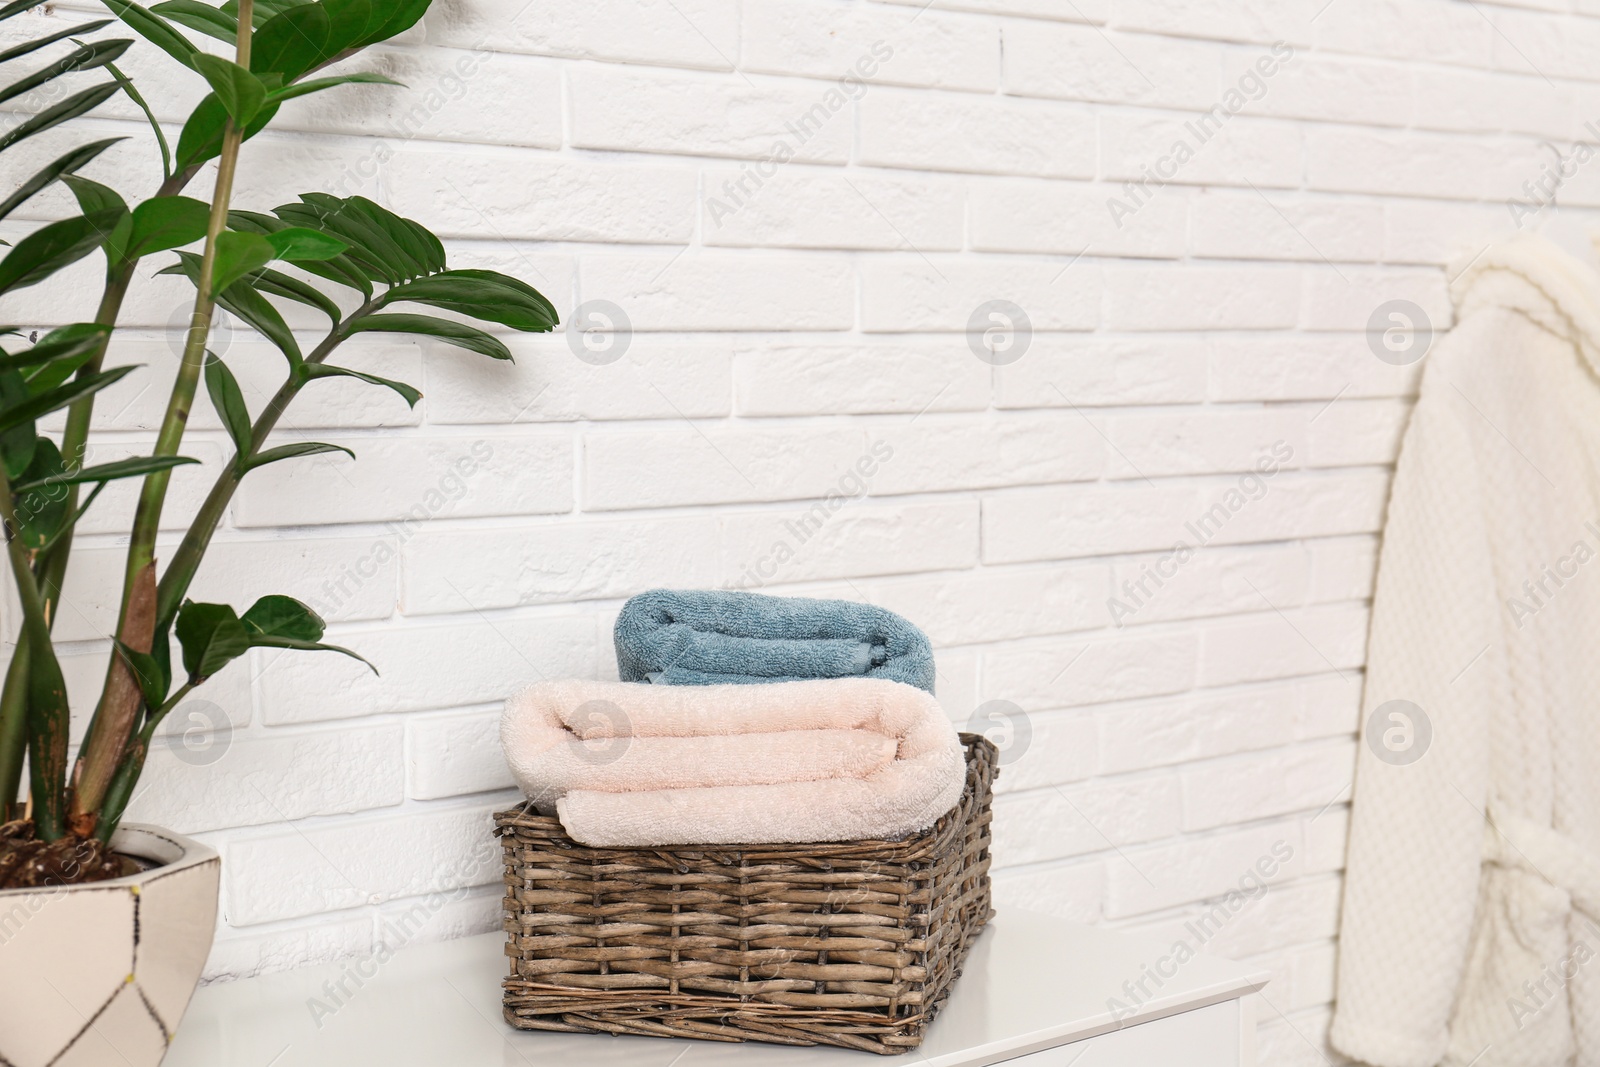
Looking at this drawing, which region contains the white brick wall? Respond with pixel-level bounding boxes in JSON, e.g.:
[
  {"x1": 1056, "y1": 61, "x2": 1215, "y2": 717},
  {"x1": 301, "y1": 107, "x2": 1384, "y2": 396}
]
[{"x1": 5, "y1": 0, "x2": 1587, "y2": 1059}]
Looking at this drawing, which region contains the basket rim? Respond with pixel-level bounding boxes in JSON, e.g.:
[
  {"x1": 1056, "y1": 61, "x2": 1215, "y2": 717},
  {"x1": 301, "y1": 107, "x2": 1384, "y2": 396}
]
[{"x1": 494, "y1": 733, "x2": 996, "y2": 855}]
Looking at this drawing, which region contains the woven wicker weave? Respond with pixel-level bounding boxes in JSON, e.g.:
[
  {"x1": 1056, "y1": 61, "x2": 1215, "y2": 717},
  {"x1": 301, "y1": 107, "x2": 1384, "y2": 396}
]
[{"x1": 495, "y1": 732, "x2": 996, "y2": 1055}]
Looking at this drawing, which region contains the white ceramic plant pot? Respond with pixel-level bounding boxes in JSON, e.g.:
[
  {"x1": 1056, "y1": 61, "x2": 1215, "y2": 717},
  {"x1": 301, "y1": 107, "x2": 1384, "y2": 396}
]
[{"x1": 0, "y1": 824, "x2": 220, "y2": 1067}]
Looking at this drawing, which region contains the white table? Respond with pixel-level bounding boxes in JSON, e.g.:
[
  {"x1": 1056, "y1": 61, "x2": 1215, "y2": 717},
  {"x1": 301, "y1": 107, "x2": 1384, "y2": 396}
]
[{"x1": 166, "y1": 910, "x2": 1269, "y2": 1066}]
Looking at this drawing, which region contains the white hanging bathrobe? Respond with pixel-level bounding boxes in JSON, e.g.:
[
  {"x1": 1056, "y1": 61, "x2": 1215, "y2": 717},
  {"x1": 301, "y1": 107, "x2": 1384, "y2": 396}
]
[{"x1": 1331, "y1": 236, "x2": 1600, "y2": 1067}]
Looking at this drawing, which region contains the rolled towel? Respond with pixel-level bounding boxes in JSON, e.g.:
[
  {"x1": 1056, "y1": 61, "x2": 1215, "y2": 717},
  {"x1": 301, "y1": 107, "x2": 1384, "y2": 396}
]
[
  {"x1": 500, "y1": 676, "x2": 966, "y2": 847},
  {"x1": 613, "y1": 588, "x2": 936, "y2": 693}
]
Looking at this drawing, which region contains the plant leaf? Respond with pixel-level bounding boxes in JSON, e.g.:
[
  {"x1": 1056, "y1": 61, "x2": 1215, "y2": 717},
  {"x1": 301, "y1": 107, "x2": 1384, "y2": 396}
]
[
  {"x1": 288, "y1": 249, "x2": 371, "y2": 298},
  {"x1": 241, "y1": 594, "x2": 324, "y2": 641},
  {"x1": 0, "y1": 138, "x2": 123, "y2": 224},
  {"x1": 173, "y1": 92, "x2": 278, "y2": 172},
  {"x1": 0, "y1": 20, "x2": 115, "y2": 64},
  {"x1": 274, "y1": 196, "x2": 401, "y2": 284},
  {"x1": 149, "y1": 623, "x2": 173, "y2": 711},
  {"x1": 0, "y1": 365, "x2": 138, "y2": 434},
  {"x1": 312, "y1": 192, "x2": 442, "y2": 278},
  {"x1": 249, "y1": 634, "x2": 376, "y2": 672},
  {"x1": 125, "y1": 195, "x2": 210, "y2": 259},
  {"x1": 0, "y1": 38, "x2": 133, "y2": 109},
  {"x1": 229, "y1": 207, "x2": 371, "y2": 298},
  {"x1": 359, "y1": 0, "x2": 427, "y2": 49},
  {"x1": 0, "y1": 81, "x2": 120, "y2": 154},
  {"x1": 150, "y1": 0, "x2": 237, "y2": 42},
  {"x1": 0, "y1": 371, "x2": 32, "y2": 478},
  {"x1": 59, "y1": 174, "x2": 129, "y2": 217},
  {"x1": 322, "y1": 0, "x2": 377, "y2": 49},
  {"x1": 346, "y1": 313, "x2": 512, "y2": 360},
  {"x1": 174, "y1": 599, "x2": 250, "y2": 681},
  {"x1": 104, "y1": 59, "x2": 170, "y2": 179},
  {"x1": 101, "y1": 0, "x2": 199, "y2": 69},
  {"x1": 244, "y1": 440, "x2": 353, "y2": 471},
  {"x1": 251, "y1": 266, "x2": 341, "y2": 325},
  {"x1": 12, "y1": 437, "x2": 68, "y2": 548},
  {"x1": 262, "y1": 70, "x2": 401, "y2": 103},
  {"x1": 113, "y1": 638, "x2": 169, "y2": 711},
  {"x1": 22, "y1": 621, "x2": 72, "y2": 837},
  {"x1": 0, "y1": 324, "x2": 109, "y2": 374},
  {"x1": 59, "y1": 176, "x2": 131, "y2": 259},
  {"x1": 226, "y1": 208, "x2": 282, "y2": 234},
  {"x1": 250, "y1": 1, "x2": 329, "y2": 81},
  {"x1": 161, "y1": 252, "x2": 302, "y2": 364},
  {"x1": 264, "y1": 225, "x2": 347, "y2": 262},
  {"x1": 235, "y1": 592, "x2": 377, "y2": 672},
  {"x1": 19, "y1": 323, "x2": 111, "y2": 391},
  {"x1": 301, "y1": 362, "x2": 420, "y2": 406},
  {"x1": 193, "y1": 53, "x2": 266, "y2": 124},
  {"x1": 379, "y1": 270, "x2": 559, "y2": 333},
  {"x1": 203, "y1": 352, "x2": 252, "y2": 460},
  {"x1": 222, "y1": 278, "x2": 302, "y2": 364},
  {"x1": 32, "y1": 479, "x2": 104, "y2": 555},
  {"x1": 273, "y1": 193, "x2": 446, "y2": 282},
  {"x1": 0, "y1": 210, "x2": 126, "y2": 295},
  {"x1": 211, "y1": 229, "x2": 275, "y2": 292},
  {"x1": 12, "y1": 453, "x2": 200, "y2": 492}
]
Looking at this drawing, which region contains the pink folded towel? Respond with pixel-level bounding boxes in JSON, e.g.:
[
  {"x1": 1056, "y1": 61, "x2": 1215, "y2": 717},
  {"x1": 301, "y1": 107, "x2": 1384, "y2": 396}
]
[{"x1": 500, "y1": 677, "x2": 966, "y2": 847}]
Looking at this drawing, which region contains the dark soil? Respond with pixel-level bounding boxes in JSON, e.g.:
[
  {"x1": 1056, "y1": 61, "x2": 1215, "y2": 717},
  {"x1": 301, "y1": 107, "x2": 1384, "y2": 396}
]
[{"x1": 0, "y1": 820, "x2": 132, "y2": 889}]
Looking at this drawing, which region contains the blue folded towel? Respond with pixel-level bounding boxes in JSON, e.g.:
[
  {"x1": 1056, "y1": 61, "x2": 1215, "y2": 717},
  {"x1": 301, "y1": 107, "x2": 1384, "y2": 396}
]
[{"x1": 614, "y1": 589, "x2": 936, "y2": 693}]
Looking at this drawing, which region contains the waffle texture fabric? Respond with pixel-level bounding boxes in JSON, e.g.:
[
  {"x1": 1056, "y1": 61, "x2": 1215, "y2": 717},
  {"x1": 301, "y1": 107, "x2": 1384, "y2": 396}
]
[{"x1": 1332, "y1": 236, "x2": 1600, "y2": 1067}]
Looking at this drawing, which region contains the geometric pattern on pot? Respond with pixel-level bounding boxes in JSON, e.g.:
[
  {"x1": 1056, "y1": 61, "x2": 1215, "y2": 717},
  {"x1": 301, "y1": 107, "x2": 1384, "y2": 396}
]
[
  {"x1": 0, "y1": 826, "x2": 221, "y2": 1067},
  {"x1": 0, "y1": 884, "x2": 135, "y2": 1067},
  {"x1": 50, "y1": 982, "x2": 171, "y2": 1067},
  {"x1": 133, "y1": 863, "x2": 222, "y2": 1036}
]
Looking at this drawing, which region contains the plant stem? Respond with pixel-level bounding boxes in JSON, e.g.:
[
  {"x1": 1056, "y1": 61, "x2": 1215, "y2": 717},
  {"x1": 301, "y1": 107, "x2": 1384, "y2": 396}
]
[
  {"x1": 150, "y1": 681, "x2": 198, "y2": 725},
  {"x1": 122, "y1": 149, "x2": 239, "y2": 599},
  {"x1": 0, "y1": 632, "x2": 27, "y2": 822},
  {"x1": 95, "y1": 733, "x2": 147, "y2": 837},
  {"x1": 18, "y1": 157, "x2": 223, "y2": 822},
  {"x1": 123, "y1": 0, "x2": 255, "y2": 604},
  {"x1": 152, "y1": 388, "x2": 289, "y2": 625},
  {"x1": 76, "y1": 3, "x2": 255, "y2": 835},
  {"x1": 67, "y1": 560, "x2": 154, "y2": 834},
  {"x1": 61, "y1": 265, "x2": 166, "y2": 830},
  {"x1": 0, "y1": 468, "x2": 71, "y2": 839},
  {"x1": 0, "y1": 262, "x2": 137, "y2": 819},
  {"x1": 44, "y1": 263, "x2": 136, "y2": 601},
  {"x1": 94, "y1": 680, "x2": 195, "y2": 841},
  {"x1": 155, "y1": 316, "x2": 362, "y2": 625}
]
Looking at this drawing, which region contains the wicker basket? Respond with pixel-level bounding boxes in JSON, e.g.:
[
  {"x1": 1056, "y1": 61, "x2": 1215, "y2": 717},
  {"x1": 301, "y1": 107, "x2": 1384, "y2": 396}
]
[{"x1": 494, "y1": 732, "x2": 996, "y2": 1055}]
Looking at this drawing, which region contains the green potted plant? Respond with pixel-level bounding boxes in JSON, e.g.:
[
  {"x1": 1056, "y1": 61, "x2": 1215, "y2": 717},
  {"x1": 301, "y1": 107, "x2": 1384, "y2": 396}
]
[{"x1": 0, "y1": 2, "x2": 556, "y2": 1061}]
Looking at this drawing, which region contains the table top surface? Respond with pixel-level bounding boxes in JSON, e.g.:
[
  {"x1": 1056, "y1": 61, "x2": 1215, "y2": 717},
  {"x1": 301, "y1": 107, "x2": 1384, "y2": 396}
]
[{"x1": 166, "y1": 909, "x2": 1268, "y2": 1067}]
